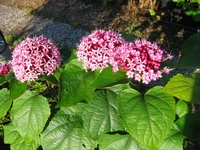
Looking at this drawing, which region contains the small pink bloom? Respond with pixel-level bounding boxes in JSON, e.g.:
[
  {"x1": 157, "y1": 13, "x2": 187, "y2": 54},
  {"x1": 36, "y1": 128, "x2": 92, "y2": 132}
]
[
  {"x1": 163, "y1": 67, "x2": 170, "y2": 74},
  {"x1": 126, "y1": 71, "x2": 134, "y2": 78}
]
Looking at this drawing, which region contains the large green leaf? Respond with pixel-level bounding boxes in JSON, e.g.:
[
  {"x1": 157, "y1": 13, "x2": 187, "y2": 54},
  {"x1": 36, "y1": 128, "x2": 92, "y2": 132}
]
[
  {"x1": 58, "y1": 59, "x2": 98, "y2": 107},
  {"x1": 11, "y1": 90, "x2": 50, "y2": 142},
  {"x1": 4, "y1": 123, "x2": 41, "y2": 150},
  {"x1": 82, "y1": 89, "x2": 125, "y2": 140},
  {"x1": 92, "y1": 66, "x2": 127, "y2": 87},
  {"x1": 117, "y1": 86, "x2": 175, "y2": 150},
  {"x1": 177, "y1": 32, "x2": 200, "y2": 68},
  {"x1": 158, "y1": 124, "x2": 184, "y2": 150},
  {"x1": 98, "y1": 134, "x2": 149, "y2": 150},
  {"x1": 41, "y1": 107, "x2": 96, "y2": 150},
  {"x1": 8, "y1": 78, "x2": 27, "y2": 101},
  {"x1": 175, "y1": 113, "x2": 200, "y2": 141},
  {"x1": 163, "y1": 73, "x2": 200, "y2": 103},
  {"x1": 0, "y1": 88, "x2": 11, "y2": 118}
]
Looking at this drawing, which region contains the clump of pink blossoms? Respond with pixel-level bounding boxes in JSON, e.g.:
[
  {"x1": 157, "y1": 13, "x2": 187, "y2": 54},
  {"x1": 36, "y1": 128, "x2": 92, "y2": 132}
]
[
  {"x1": 77, "y1": 29, "x2": 125, "y2": 72},
  {"x1": 77, "y1": 29, "x2": 173, "y2": 84},
  {"x1": 11, "y1": 35, "x2": 61, "y2": 82},
  {"x1": 114, "y1": 39, "x2": 173, "y2": 84},
  {"x1": 0, "y1": 61, "x2": 11, "y2": 76}
]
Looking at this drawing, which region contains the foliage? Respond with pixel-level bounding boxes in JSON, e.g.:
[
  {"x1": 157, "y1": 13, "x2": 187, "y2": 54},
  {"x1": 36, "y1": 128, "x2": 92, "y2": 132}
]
[
  {"x1": 0, "y1": 31, "x2": 200, "y2": 150},
  {"x1": 173, "y1": 0, "x2": 200, "y2": 21},
  {"x1": 4, "y1": 34, "x2": 24, "y2": 50}
]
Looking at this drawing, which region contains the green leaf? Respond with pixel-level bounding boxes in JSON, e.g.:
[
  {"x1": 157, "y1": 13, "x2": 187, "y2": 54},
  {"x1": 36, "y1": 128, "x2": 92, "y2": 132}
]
[
  {"x1": 175, "y1": 113, "x2": 200, "y2": 141},
  {"x1": 98, "y1": 134, "x2": 149, "y2": 150},
  {"x1": 158, "y1": 124, "x2": 184, "y2": 150},
  {"x1": 74, "y1": 102, "x2": 88, "y2": 123},
  {"x1": 122, "y1": 34, "x2": 137, "y2": 42},
  {"x1": 41, "y1": 107, "x2": 96, "y2": 150},
  {"x1": 4, "y1": 123, "x2": 20, "y2": 144},
  {"x1": 41, "y1": 74, "x2": 59, "y2": 85},
  {"x1": 9, "y1": 78, "x2": 27, "y2": 101},
  {"x1": 0, "y1": 76, "x2": 6, "y2": 85},
  {"x1": 57, "y1": 59, "x2": 97, "y2": 107},
  {"x1": 82, "y1": 90, "x2": 124, "y2": 140},
  {"x1": 4, "y1": 123, "x2": 41, "y2": 150},
  {"x1": 59, "y1": 48, "x2": 77, "y2": 63},
  {"x1": 0, "y1": 88, "x2": 11, "y2": 118},
  {"x1": 163, "y1": 73, "x2": 200, "y2": 103},
  {"x1": 149, "y1": 9, "x2": 156, "y2": 16},
  {"x1": 117, "y1": 86, "x2": 175, "y2": 150},
  {"x1": 11, "y1": 90, "x2": 50, "y2": 142},
  {"x1": 176, "y1": 100, "x2": 192, "y2": 118},
  {"x1": 108, "y1": 83, "x2": 131, "y2": 95},
  {"x1": 4, "y1": 71, "x2": 13, "y2": 82},
  {"x1": 177, "y1": 32, "x2": 200, "y2": 68},
  {"x1": 92, "y1": 66, "x2": 127, "y2": 88}
]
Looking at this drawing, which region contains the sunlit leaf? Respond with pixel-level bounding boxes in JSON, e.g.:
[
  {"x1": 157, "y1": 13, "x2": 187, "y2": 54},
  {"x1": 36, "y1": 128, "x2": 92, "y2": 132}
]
[
  {"x1": 4, "y1": 123, "x2": 40, "y2": 150},
  {"x1": 83, "y1": 90, "x2": 124, "y2": 140},
  {"x1": 8, "y1": 78, "x2": 27, "y2": 101},
  {"x1": 41, "y1": 107, "x2": 96, "y2": 150},
  {"x1": 0, "y1": 88, "x2": 11, "y2": 118},
  {"x1": 117, "y1": 86, "x2": 175, "y2": 150},
  {"x1": 11, "y1": 90, "x2": 50, "y2": 142},
  {"x1": 107, "y1": 83, "x2": 130, "y2": 95},
  {"x1": 92, "y1": 66, "x2": 127, "y2": 88},
  {"x1": 163, "y1": 73, "x2": 200, "y2": 103},
  {"x1": 98, "y1": 134, "x2": 149, "y2": 150},
  {"x1": 176, "y1": 100, "x2": 192, "y2": 118},
  {"x1": 58, "y1": 59, "x2": 97, "y2": 107},
  {"x1": 158, "y1": 124, "x2": 184, "y2": 150}
]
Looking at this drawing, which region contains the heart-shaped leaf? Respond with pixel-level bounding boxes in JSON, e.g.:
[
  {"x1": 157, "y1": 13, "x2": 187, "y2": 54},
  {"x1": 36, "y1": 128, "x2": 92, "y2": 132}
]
[
  {"x1": 117, "y1": 86, "x2": 175, "y2": 150},
  {"x1": 82, "y1": 89, "x2": 124, "y2": 140},
  {"x1": 11, "y1": 90, "x2": 50, "y2": 142},
  {"x1": 58, "y1": 59, "x2": 98, "y2": 107},
  {"x1": 41, "y1": 107, "x2": 96, "y2": 150},
  {"x1": 163, "y1": 73, "x2": 200, "y2": 103}
]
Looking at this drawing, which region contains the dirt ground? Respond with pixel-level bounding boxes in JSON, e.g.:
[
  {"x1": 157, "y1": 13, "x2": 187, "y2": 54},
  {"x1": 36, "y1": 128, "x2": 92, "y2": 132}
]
[{"x1": 0, "y1": 0, "x2": 199, "y2": 55}]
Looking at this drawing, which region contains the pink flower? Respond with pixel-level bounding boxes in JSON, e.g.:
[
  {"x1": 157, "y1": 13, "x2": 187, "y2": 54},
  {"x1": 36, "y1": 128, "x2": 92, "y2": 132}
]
[
  {"x1": 77, "y1": 29, "x2": 125, "y2": 72},
  {"x1": 0, "y1": 61, "x2": 11, "y2": 76},
  {"x1": 114, "y1": 39, "x2": 173, "y2": 84},
  {"x1": 11, "y1": 35, "x2": 61, "y2": 82}
]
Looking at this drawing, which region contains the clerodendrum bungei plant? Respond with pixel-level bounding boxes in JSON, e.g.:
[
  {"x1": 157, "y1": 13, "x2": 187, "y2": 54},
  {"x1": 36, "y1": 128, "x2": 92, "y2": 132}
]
[{"x1": 0, "y1": 30, "x2": 200, "y2": 150}]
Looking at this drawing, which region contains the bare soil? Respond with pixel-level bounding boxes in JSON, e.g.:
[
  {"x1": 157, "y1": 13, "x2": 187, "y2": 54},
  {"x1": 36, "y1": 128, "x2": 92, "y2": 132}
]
[{"x1": 0, "y1": 0, "x2": 199, "y2": 55}]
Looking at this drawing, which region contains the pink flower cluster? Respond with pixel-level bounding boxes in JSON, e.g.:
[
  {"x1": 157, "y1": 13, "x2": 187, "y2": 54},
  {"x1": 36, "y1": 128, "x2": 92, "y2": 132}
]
[
  {"x1": 77, "y1": 30, "x2": 173, "y2": 84},
  {"x1": 114, "y1": 39, "x2": 173, "y2": 84},
  {"x1": 11, "y1": 35, "x2": 61, "y2": 82},
  {"x1": 77, "y1": 29, "x2": 125, "y2": 71},
  {"x1": 0, "y1": 61, "x2": 11, "y2": 76}
]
